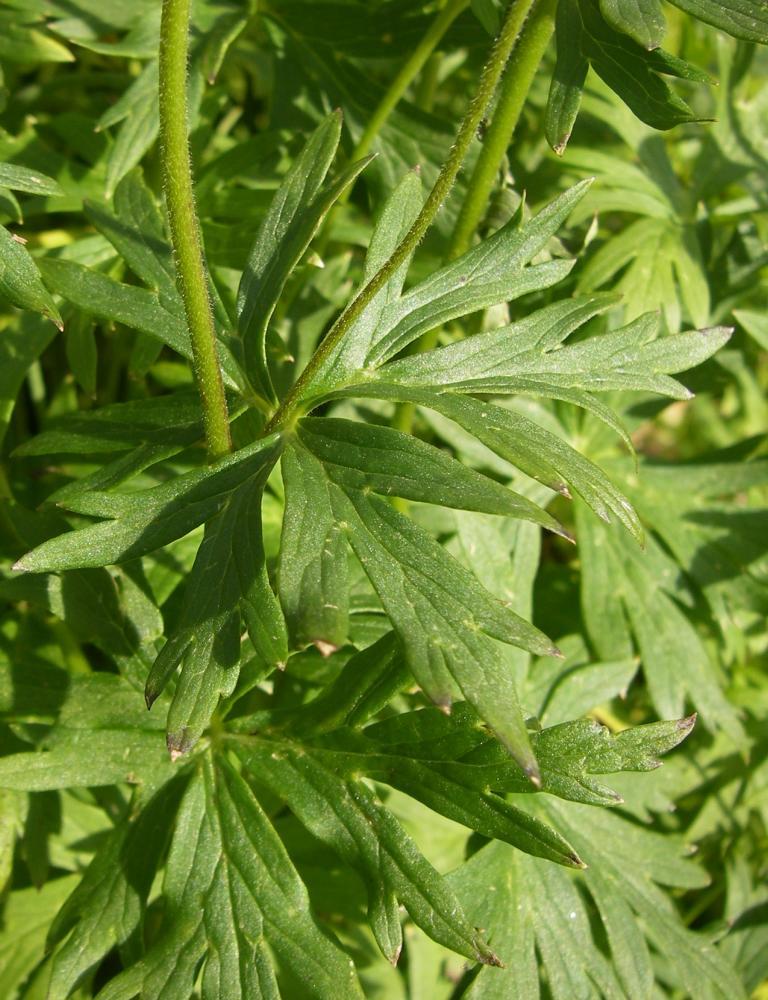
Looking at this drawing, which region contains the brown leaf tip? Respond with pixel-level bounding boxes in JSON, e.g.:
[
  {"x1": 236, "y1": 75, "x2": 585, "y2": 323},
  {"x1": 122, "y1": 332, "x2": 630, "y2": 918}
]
[
  {"x1": 167, "y1": 730, "x2": 194, "y2": 761},
  {"x1": 524, "y1": 762, "x2": 542, "y2": 789}
]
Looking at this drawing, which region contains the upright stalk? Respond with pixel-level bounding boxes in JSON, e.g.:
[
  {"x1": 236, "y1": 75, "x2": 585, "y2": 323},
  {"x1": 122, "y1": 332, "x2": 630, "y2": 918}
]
[
  {"x1": 159, "y1": 0, "x2": 231, "y2": 459},
  {"x1": 314, "y1": 0, "x2": 467, "y2": 258},
  {"x1": 394, "y1": 0, "x2": 554, "y2": 438},
  {"x1": 351, "y1": 0, "x2": 468, "y2": 164},
  {"x1": 448, "y1": 0, "x2": 557, "y2": 259},
  {"x1": 267, "y1": 0, "x2": 536, "y2": 433}
]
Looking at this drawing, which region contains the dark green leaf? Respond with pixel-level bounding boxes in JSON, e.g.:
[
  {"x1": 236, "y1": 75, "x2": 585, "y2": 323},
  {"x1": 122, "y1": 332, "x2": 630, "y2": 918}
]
[
  {"x1": 97, "y1": 755, "x2": 364, "y2": 1000},
  {"x1": 14, "y1": 435, "x2": 281, "y2": 572},
  {"x1": 146, "y1": 474, "x2": 288, "y2": 757},
  {"x1": 237, "y1": 111, "x2": 373, "y2": 399},
  {"x1": 279, "y1": 442, "x2": 350, "y2": 651},
  {"x1": 329, "y1": 485, "x2": 555, "y2": 780},
  {"x1": 236, "y1": 739, "x2": 502, "y2": 966},
  {"x1": 296, "y1": 417, "x2": 572, "y2": 538}
]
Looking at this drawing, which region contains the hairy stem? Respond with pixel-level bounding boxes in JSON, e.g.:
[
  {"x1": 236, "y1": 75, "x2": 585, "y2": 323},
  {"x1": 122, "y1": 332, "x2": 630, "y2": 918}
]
[
  {"x1": 448, "y1": 0, "x2": 557, "y2": 259},
  {"x1": 313, "y1": 0, "x2": 466, "y2": 260},
  {"x1": 351, "y1": 0, "x2": 468, "y2": 164},
  {"x1": 267, "y1": 0, "x2": 534, "y2": 432},
  {"x1": 159, "y1": 0, "x2": 231, "y2": 459},
  {"x1": 394, "y1": 0, "x2": 551, "y2": 439}
]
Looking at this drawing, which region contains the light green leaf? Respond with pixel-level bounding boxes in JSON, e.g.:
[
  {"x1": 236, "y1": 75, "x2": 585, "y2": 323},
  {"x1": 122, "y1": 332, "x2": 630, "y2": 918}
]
[
  {"x1": 451, "y1": 796, "x2": 741, "y2": 999},
  {"x1": 0, "y1": 876, "x2": 80, "y2": 1000},
  {"x1": 0, "y1": 225, "x2": 62, "y2": 328},
  {"x1": 575, "y1": 499, "x2": 744, "y2": 739}
]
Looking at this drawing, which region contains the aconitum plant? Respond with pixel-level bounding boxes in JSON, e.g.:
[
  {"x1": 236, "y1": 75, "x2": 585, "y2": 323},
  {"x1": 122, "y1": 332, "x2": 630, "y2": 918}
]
[{"x1": 0, "y1": 1, "x2": 766, "y2": 998}]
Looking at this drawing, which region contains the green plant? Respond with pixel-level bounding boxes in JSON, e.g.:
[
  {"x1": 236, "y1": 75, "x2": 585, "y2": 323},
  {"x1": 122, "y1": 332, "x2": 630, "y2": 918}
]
[{"x1": 0, "y1": 0, "x2": 766, "y2": 997}]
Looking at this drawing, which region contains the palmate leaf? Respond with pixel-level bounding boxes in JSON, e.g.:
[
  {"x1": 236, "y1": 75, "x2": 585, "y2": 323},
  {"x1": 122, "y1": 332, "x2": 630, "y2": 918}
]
[
  {"x1": 0, "y1": 162, "x2": 63, "y2": 197},
  {"x1": 571, "y1": 448, "x2": 768, "y2": 732},
  {"x1": 450, "y1": 798, "x2": 745, "y2": 999},
  {"x1": 279, "y1": 441, "x2": 556, "y2": 778},
  {"x1": 623, "y1": 451, "x2": 768, "y2": 633},
  {"x1": 231, "y1": 649, "x2": 695, "y2": 965},
  {"x1": 300, "y1": 698, "x2": 696, "y2": 811},
  {"x1": 235, "y1": 738, "x2": 504, "y2": 967},
  {"x1": 313, "y1": 181, "x2": 591, "y2": 391},
  {"x1": 546, "y1": 0, "x2": 714, "y2": 152},
  {"x1": 46, "y1": 777, "x2": 186, "y2": 999},
  {"x1": 575, "y1": 497, "x2": 745, "y2": 739},
  {"x1": 96, "y1": 753, "x2": 364, "y2": 1000}
]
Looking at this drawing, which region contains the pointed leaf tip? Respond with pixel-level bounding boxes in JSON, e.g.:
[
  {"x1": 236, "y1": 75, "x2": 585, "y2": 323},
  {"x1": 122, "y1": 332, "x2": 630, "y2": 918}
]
[
  {"x1": 677, "y1": 712, "x2": 697, "y2": 733},
  {"x1": 525, "y1": 762, "x2": 542, "y2": 788},
  {"x1": 167, "y1": 730, "x2": 195, "y2": 759},
  {"x1": 474, "y1": 937, "x2": 504, "y2": 968}
]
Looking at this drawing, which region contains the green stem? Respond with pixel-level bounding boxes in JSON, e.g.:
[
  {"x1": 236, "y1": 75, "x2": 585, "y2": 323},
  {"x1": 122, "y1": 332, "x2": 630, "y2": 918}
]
[
  {"x1": 159, "y1": 0, "x2": 232, "y2": 460},
  {"x1": 448, "y1": 0, "x2": 557, "y2": 260},
  {"x1": 314, "y1": 0, "x2": 466, "y2": 259},
  {"x1": 415, "y1": 51, "x2": 443, "y2": 110},
  {"x1": 394, "y1": 0, "x2": 554, "y2": 439},
  {"x1": 351, "y1": 0, "x2": 468, "y2": 164},
  {"x1": 267, "y1": 0, "x2": 535, "y2": 433}
]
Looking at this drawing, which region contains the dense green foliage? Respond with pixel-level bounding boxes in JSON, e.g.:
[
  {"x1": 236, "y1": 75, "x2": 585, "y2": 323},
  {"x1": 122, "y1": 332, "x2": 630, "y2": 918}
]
[{"x1": 0, "y1": 0, "x2": 766, "y2": 997}]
